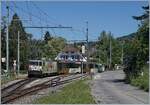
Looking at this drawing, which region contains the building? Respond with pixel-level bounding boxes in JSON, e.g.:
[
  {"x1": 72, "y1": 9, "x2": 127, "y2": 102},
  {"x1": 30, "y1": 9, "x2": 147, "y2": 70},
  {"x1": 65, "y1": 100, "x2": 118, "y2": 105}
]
[{"x1": 55, "y1": 45, "x2": 87, "y2": 74}]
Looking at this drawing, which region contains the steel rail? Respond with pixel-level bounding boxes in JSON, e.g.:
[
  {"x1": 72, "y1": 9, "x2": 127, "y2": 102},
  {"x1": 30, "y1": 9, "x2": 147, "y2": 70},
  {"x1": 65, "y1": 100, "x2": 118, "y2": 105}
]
[{"x1": 1, "y1": 74, "x2": 88, "y2": 104}]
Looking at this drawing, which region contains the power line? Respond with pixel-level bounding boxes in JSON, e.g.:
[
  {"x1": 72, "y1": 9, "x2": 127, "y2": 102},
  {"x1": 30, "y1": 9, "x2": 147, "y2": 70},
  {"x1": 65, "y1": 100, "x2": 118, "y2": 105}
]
[
  {"x1": 31, "y1": 1, "x2": 63, "y2": 38},
  {"x1": 10, "y1": 2, "x2": 35, "y2": 26},
  {"x1": 26, "y1": 1, "x2": 32, "y2": 24},
  {"x1": 12, "y1": 2, "x2": 52, "y2": 27},
  {"x1": 8, "y1": 2, "x2": 96, "y2": 43},
  {"x1": 31, "y1": 1, "x2": 59, "y2": 26}
]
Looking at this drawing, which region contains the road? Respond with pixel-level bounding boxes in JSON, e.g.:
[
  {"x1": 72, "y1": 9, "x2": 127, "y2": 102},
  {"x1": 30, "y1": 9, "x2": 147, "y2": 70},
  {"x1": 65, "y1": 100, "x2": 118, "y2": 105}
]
[{"x1": 90, "y1": 70, "x2": 149, "y2": 104}]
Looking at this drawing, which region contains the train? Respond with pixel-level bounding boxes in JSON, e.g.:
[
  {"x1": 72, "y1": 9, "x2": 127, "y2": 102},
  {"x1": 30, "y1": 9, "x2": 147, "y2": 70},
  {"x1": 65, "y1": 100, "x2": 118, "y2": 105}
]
[
  {"x1": 28, "y1": 59, "x2": 105, "y2": 77},
  {"x1": 28, "y1": 60, "x2": 58, "y2": 77}
]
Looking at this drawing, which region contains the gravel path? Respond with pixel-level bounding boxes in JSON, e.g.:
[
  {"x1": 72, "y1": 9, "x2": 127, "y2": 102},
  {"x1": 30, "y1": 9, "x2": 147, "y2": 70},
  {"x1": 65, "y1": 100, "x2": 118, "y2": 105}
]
[{"x1": 90, "y1": 70, "x2": 149, "y2": 104}]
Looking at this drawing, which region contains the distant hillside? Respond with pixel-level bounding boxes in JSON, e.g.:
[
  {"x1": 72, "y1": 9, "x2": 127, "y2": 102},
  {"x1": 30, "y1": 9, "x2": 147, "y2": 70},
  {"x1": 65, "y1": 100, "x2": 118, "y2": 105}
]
[{"x1": 117, "y1": 32, "x2": 136, "y2": 41}]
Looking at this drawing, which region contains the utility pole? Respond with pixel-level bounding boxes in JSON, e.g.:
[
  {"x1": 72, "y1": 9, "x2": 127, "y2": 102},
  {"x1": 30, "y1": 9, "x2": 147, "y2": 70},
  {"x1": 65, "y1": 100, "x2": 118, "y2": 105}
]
[
  {"x1": 86, "y1": 21, "x2": 89, "y2": 62},
  {"x1": 86, "y1": 21, "x2": 90, "y2": 76},
  {"x1": 6, "y1": 4, "x2": 9, "y2": 76},
  {"x1": 17, "y1": 31, "x2": 20, "y2": 76},
  {"x1": 121, "y1": 41, "x2": 124, "y2": 65},
  {"x1": 109, "y1": 34, "x2": 112, "y2": 70}
]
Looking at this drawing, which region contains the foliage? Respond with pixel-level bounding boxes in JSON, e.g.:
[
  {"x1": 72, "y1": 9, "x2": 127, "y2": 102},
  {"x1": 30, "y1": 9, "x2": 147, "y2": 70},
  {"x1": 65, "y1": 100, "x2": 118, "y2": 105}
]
[
  {"x1": 131, "y1": 65, "x2": 149, "y2": 91},
  {"x1": 95, "y1": 30, "x2": 122, "y2": 68},
  {"x1": 123, "y1": 5, "x2": 149, "y2": 85},
  {"x1": 132, "y1": 5, "x2": 149, "y2": 25},
  {"x1": 29, "y1": 39, "x2": 43, "y2": 59},
  {"x1": 44, "y1": 31, "x2": 53, "y2": 44},
  {"x1": 42, "y1": 36, "x2": 66, "y2": 60},
  {"x1": 26, "y1": 30, "x2": 66, "y2": 60},
  {"x1": 1, "y1": 13, "x2": 31, "y2": 71},
  {"x1": 1, "y1": 16, "x2": 7, "y2": 69},
  {"x1": 8, "y1": 13, "x2": 30, "y2": 70},
  {"x1": 34, "y1": 78, "x2": 95, "y2": 104},
  {"x1": 1, "y1": 75, "x2": 17, "y2": 85}
]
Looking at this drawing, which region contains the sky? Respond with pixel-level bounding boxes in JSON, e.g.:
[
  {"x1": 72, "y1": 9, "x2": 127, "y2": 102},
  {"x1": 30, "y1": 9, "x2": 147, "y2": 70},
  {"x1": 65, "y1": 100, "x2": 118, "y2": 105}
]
[{"x1": 1, "y1": 1, "x2": 149, "y2": 41}]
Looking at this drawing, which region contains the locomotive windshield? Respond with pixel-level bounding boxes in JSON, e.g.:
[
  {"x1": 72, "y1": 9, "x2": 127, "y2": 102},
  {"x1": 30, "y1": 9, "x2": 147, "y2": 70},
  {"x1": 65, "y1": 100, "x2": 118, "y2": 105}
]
[{"x1": 29, "y1": 60, "x2": 42, "y2": 66}]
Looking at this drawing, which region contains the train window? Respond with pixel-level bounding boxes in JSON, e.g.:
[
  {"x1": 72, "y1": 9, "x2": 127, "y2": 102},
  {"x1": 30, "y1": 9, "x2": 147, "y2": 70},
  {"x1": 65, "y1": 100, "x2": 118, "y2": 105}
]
[
  {"x1": 71, "y1": 55, "x2": 74, "y2": 59},
  {"x1": 39, "y1": 62, "x2": 42, "y2": 66},
  {"x1": 29, "y1": 62, "x2": 38, "y2": 65},
  {"x1": 29, "y1": 61, "x2": 42, "y2": 66},
  {"x1": 66, "y1": 55, "x2": 68, "y2": 59}
]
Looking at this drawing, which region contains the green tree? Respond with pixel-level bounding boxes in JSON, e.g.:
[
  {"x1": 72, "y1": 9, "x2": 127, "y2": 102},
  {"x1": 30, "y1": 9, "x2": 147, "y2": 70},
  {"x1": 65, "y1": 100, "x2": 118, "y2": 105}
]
[
  {"x1": 29, "y1": 39, "x2": 43, "y2": 59},
  {"x1": 1, "y1": 16, "x2": 7, "y2": 58},
  {"x1": 1, "y1": 16, "x2": 7, "y2": 69},
  {"x1": 9, "y1": 13, "x2": 30, "y2": 70},
  {"x1": 44, "y1": 31, "x2": 53, "y2": 44},
  {"x1": 123, "y1": 5, "x2": 149, "y2": 82},
  {"x1": 42, "y1": 37, "x2": 66, "y2": 60},
  {"x1": 132, "y1": 5, "x2": 149, "y2": 25},
  {"x1": 96, "y1": 30, "x2": 109, "y2": 65},
  {"x1": 96, "y1": 31, "x2": 122, "y2": 69}
]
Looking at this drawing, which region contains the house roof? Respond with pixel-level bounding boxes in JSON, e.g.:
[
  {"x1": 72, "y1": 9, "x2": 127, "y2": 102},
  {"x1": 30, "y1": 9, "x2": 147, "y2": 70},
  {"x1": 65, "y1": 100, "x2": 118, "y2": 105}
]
[{"x1": 62, "y1": 45, "x2": 79, "y2": 52}]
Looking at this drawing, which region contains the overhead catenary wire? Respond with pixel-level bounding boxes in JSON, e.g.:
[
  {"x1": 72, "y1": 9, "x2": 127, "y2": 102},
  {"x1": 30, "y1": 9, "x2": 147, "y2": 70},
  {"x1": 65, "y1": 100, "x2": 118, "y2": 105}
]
[
  {"x1": 31, "y1": 1, "x2": 60, "y2": 26},
  {"x1": 26, "y1": 1, "x2": 32, "y2": 25},
  {"x1": 31, "y1": 1, "x2": 60, "y2": 38},
  {"x1": 8, "y1": 2, "x2": 98, "y2": 43},
  {"x1": 10, "y1": 2, "x2": 36, "y2": 27},
  {"x1": 29, "y1": 1, "x2": 90, "y2": 39},
  {"x1": 12, "y1": 2, "x2": 55, "y2": 27}
]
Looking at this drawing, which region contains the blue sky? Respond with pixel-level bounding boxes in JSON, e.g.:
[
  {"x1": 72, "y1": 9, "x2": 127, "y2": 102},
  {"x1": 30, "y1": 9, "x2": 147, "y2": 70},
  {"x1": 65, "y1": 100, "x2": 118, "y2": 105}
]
[{"x1": 1, "y1": 1, "x2": 148, "y2": 41}]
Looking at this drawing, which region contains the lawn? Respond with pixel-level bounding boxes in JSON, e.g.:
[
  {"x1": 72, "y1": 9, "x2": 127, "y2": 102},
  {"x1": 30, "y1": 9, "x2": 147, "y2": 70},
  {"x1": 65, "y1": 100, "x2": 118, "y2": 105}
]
[{"x1": 34, "y1": 78, "x2": 95, "y2": 104}]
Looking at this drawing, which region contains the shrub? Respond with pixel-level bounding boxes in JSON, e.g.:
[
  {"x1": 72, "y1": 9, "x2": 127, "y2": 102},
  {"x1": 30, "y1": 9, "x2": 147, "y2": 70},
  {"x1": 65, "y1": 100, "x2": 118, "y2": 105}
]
[{"x1": 131, "y1": 65, "x2": 149, "y2": 92}]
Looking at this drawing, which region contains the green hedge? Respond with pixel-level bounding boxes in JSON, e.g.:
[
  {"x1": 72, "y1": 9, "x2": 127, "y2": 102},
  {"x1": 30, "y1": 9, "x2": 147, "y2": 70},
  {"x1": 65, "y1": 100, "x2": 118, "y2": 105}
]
[{"x1": 131, "y1": 65, "x2": 149, "y2": 92}]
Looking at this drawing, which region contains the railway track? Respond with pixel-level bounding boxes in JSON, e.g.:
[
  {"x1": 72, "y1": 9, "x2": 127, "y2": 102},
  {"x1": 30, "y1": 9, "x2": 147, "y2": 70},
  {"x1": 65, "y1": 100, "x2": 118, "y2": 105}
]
[
  {"x1": 1, "y1": 74, "x2": 88, "y2": 104},
  {"x1": 1, "y1": 78, "x2": 37, "y2": 98}
]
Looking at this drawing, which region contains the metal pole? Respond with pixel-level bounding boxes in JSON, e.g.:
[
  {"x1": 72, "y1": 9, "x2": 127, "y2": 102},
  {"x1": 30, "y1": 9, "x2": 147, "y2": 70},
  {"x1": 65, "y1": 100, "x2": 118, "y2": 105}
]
[
  {"x1": 99, "y1": 49, "x2": 100, "y2": 63},
  {"x1": 109, "y1": 34, "x2": 112, "y2": 70},
  {"x1": 6, "y1": 4, "x2": 9, "y2": 76},
  {"x1": 17, "y1": 31, "x2": 20, "y2": 75},
  {"x1": 81, "y1": 61, "x2": 83, "y2": 80},
  {"x1": 86, "y1": 21, "x2": 89, "y2": 74},
  {"x1": 121, "y1": 41, "x2": 124, "y2": 65},
  {"x1": 86, "y1": 21, "x2": 89, "y2": 62}
]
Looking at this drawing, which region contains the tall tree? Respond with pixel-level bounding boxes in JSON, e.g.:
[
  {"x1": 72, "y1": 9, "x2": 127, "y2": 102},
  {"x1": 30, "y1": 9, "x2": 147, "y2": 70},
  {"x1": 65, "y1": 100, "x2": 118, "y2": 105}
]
[
  {"x1": 123, "y1": 5, "x2": 149, "y2": 81},
  {"x1": 9, "y1": 13, "x2": 30, "y2": 70},
  {"x1": 95, "y1": 31, "x2": 122, "y2": 68},
  {"x1": 132, "y1": 5, "x2": 149, "y2": 25},
  {"x1": 44, "y1": 31, "x2": 53, "y2": 44},
  {"x1": 1, "y1": 16, "x2": 7, "y2": 58},
  {"x1": 42, "y1": 36, "x2": 66, "y2": 60},
  {"x1": 29, "y1": 39, "x2": 43, "y2": 59},
  {"x1": 1, "y1": 16, "x2": 7, "y2": 69}
]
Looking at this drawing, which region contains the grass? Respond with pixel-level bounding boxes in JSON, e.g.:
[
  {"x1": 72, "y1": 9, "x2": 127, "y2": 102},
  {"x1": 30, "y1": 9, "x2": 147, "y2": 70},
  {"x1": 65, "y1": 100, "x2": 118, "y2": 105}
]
[
  {"x1": 34, "y1": 78, "x2": 95, "y2": 104},
  {"x1": 1, "y1": 70, "x2": 27, "y2": 85},
  {"x1": 131, "y1": 65, "x2": 149, "y2": 92},
  {"x1": 1, "y1": 75, "x2": 17, "y2": 85}
]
